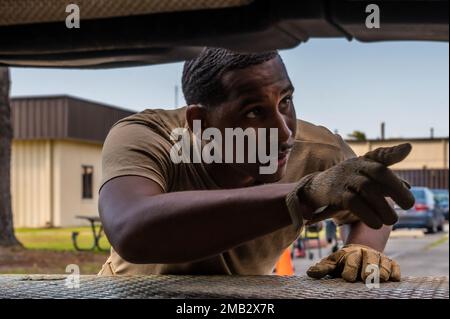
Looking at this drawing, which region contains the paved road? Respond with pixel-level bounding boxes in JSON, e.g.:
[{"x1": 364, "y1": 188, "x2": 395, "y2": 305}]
[{"x1": 294, "y1": 224, "x2": 449, "y2": 277}]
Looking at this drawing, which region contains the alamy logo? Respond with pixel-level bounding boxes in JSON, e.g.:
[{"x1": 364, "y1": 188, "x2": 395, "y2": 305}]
[
  {"x1": 365, "y1": 264, "x2": 380, "y2": 289},
  {"x1": 366, "y1": 4, "x2": 380, "y2": 29},
  {"x1": 169, "y1": 120, "x2": 280, "y2": 174},
  {"x1": 66, "y1": 4, "x2": 80, "y2": 28},
  {"x1": 65, "y1": 264, "x2": 80, "y2": 289}
]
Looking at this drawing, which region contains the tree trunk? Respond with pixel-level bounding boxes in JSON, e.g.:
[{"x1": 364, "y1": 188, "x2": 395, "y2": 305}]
[{"x1": 0, "y1": 67, "x2": 22, "y2": 247}]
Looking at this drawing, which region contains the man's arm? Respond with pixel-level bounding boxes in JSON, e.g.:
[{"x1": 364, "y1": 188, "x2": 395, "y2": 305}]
[
  {"x1": 342, "y1": 222, "x2": 392, "y2": 252},
  {"x1": 101, "y1": 143, "x2": 413, "y2": 274},
  {"x1": 341, "y1": 197, "x2": 397, "y2": 251},
  {"x1": 99, "y1": 175, "x2": 298, "y2": 264}
]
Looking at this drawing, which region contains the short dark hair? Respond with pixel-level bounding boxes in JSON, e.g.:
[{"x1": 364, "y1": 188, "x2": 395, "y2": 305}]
[{"x1": 182, "y1": 47, "x2": 279, "y2": 107}]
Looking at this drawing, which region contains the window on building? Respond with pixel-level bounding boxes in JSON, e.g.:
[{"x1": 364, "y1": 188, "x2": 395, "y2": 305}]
[{"x1": 82, "y1": 165, "x2": 94, "y2": 199}]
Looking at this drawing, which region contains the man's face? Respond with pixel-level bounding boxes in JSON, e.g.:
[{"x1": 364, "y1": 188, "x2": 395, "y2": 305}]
[{"x1": 204, "y1": 56, "x2": 297, "y2": 184}]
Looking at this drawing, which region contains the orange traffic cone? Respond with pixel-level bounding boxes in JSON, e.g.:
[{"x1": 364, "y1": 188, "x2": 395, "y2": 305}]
[{"x1": 275, "y1": 248, "x2": 294, "y2": 275}]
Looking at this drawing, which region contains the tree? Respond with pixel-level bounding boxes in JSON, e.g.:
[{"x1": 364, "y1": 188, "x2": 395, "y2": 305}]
[
  {"x1": 347, "y1": 130, "x2": 367, "y2": 141},
  {"x1": 0, "y1": 67, "x2": 22, "y2": 247}
]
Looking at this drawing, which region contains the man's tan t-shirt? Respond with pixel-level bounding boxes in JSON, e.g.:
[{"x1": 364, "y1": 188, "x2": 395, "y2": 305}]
[{"x1": 98, "y1": 107, "x2": 359, "y2": 276}]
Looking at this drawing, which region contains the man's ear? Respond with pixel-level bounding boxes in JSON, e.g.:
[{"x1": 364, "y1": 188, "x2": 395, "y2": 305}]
[{"x1": 186, "y1": 104, "x2": 208, "y2": 132}]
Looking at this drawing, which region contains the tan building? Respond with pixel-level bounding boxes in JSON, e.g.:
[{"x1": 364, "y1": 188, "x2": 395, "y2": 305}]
[
  {"x1": 347, "y1": 138, "x2": 449, "y2": 189},
  {"x1": 11, "y1": 96, "x2": 133, "y2": 228}
]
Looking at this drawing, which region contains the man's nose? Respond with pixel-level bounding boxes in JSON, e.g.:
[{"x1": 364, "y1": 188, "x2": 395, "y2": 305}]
[{"x1": 271, "y1": 113, "x2": 292, "y2": 145}]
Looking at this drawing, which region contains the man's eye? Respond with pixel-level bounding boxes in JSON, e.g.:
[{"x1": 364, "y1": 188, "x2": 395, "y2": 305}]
[
  {"x1": 281, "y1": 95, "x2": 293, "y2": 106},
  {"x1": 245, "y1": 107, "x2": 263, "y2": 119}
]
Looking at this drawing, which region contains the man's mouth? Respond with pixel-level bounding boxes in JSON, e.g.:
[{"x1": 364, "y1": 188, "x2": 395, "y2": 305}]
[{"x1": 277, "y1": 151, "x2": 290, "y2": 167}]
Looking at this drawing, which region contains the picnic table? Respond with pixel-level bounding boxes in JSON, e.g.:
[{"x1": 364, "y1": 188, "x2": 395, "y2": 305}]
[
  {"x1": 0, "y1": 275, "x2": 448, "y2": 299},
  {"x1": 72, "y1": 215, "x2": 109, "y2": 252}
]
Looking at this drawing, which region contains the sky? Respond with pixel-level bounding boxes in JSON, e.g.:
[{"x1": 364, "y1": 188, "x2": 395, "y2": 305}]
[{"x1": 10, "y1": 39, "x2": 449, "y2": 139}]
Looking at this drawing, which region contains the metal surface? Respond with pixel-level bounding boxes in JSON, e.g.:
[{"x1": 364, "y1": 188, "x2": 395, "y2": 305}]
[
  {"x1": 0, "y1": 0, "x2": 254, "y2": 26},
  {"x1": 1, "y1": 1, "x2": 448, "y2": 68},
  {"x1": 0, "y1": 275, "x2": 448, "y2": 299},
  {"x1": 11, "y1": 96, "x2": 134, "y2": 144}
]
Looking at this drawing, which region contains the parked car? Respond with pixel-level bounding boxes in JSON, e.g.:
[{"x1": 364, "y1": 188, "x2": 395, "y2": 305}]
[
  {"x1": 432, "y1": 189, "x2": 449, "y2": 220},
  {"x1": 394, "y1": 187, "x2": 445, "y2": 234}
]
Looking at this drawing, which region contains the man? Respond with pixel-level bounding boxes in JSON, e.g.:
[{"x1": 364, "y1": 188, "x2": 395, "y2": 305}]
[{"x1": 98, "y1": 48, "x2": 414, "y2": 282}]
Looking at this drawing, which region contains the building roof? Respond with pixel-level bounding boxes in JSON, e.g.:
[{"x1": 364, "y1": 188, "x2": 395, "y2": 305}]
[
  {"x1": 346, "y1": 137, "x2": 449, "y2": 143},
  {"x1": 11, "y1": 95, "x2": 135, "y2": 144}
]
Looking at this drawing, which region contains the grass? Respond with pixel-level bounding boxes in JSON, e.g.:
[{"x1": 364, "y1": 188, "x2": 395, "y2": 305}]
[
  {"x1": 0, "y1": 227, "x2": 111, "y2": 274},
  {"x1": 425, "y1": 234, "x2": 449, "y2": 250},
  {"x1": 15, "y1": 227, "x2": 111, "y2": 252}
]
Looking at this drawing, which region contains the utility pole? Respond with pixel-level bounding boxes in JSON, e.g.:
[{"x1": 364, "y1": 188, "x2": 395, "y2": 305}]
[
  {"x1": 380, "y1": 122, "x2": 385, "y2": 140},
  {"x1": 174, "y1": 85, "x2": 179, "y2": 108}
]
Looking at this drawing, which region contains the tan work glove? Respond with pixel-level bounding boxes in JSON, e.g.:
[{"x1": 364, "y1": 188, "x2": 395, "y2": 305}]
[
  {"x1": 285, "y1": 143, "x2": 415, "y2": 229},
  {"x1": 306, "y1": 244, "x2": 401, "y2": 282}
]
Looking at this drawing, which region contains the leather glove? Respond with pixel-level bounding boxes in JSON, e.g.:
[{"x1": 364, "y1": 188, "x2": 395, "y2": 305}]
[
  {"x1": 306, "y1": 244, "x2": 401, "y2": 282},
  {"x1": 285, "y1": 143, "x2": 415, "y2": 230}
]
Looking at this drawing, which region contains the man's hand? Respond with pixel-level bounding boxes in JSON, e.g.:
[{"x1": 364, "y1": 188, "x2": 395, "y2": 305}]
[
  {"x1": 306, "y1": 244, "x2": 401, "y2": 282},
  {"x1": 299, "y1": 143, "x2": 415, "y2": 229}
]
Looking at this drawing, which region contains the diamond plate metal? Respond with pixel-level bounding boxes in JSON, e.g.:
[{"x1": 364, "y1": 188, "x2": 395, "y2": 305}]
[
  {"x1": 0, "y1": 275, "x2": 448, "y2": 299},
  {"x1": 0, "y1": 0, "x2": 254, "y2": 26}
]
